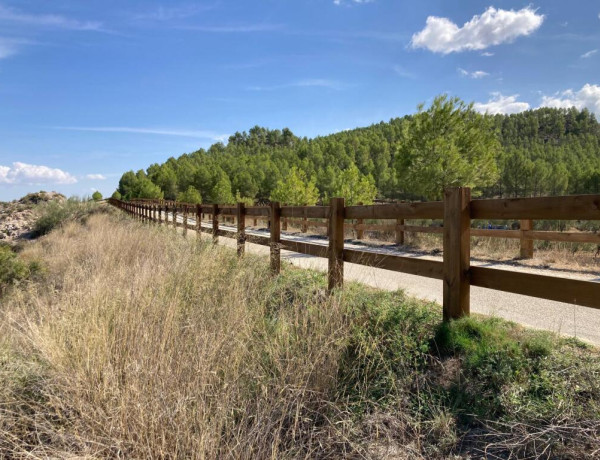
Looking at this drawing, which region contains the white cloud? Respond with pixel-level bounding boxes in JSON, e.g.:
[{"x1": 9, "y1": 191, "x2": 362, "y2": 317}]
[
  {"x1": 474, "y1": 84, "x2": 600, "y2": 117},
  {"x1": 539, "y1": 84, "x2": 600, "y2": 115},
  {"x1": 0, "y1": 5, "x2": 104, "y2": 32},
  {"x1": 393, "y1": 65, "x2": 416, "y2": 79},
  {"x1": 0, "y1": 162, "x2": 77, "y2": 185},
  {"x1": 411, "y1": 6, "x2": 544, "y2": 54},
  {"x1": 54, "y1": 126, "x2": 229, "y2": 141},
  {"x1": 0, "y1": 38, "x2": 20, "y2": 59},
  {"x1": 474, "y1": 93, "x2": 530, "y2": 114},
  {"x1": 581, "y1": 49, "x2": 597, "y2": 59},
  {"x1": 481, "y1": 51, "x2": 494, "y2": 57},
  {"x1": 458, "y1": 68, "x2": 489, "y2": 78},
  {"x1": 134, "y1": 5, "x2": 214, "y2": 22},
  {"x1": 85, "y1": 174, "x2": 106, "y2": 180},
  {"x1": 179, "y1": 24, "x2": 283, "y2": 33}
]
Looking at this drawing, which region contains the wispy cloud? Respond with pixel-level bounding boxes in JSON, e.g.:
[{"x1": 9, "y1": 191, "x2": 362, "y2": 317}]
[
  {"x1": 393, "y1": 65, "x2": 416, "y2": 79},
  {"x1": 85, "y1": 174, "x2": 106, "y2": 180},
  {"x1": 248, "y1": 79, "x2": 349, "y2": 91},
  {"x1": 333, "y1": 0, "x2": 375, "y2": 6},
  {"x1": 458, "y1": 68, "x2": 489, "y2": 79},
  {"x1": 0, "y1": 162, "x2": 77, "y2": 185},
  {"x1": 581, "y1": 49, "x2": 597, "y2": 58},
  {"x1": 133, "y1": 4, "x2": 216, "y2": 22},
  {"x1": 54, "y1": 126, "x2": 229, "y2": 141},
  {"x1": 0, "y1": 37, "x2": 30, "y2": 59},
  {"x1": 179, "y1": 23, "x2": 283, "y2": 33},
  {"x1": 0, "y1": 4, "x2": 107, "y2": 32},
  {"x1": 411, "y1": 6, "x2": 544, "y2": 54}
]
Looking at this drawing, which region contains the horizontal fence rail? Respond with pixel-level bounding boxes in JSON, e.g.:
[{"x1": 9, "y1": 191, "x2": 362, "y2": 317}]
[{"x1": 109, "y1": 188, "x2": 600, "y2": 320}]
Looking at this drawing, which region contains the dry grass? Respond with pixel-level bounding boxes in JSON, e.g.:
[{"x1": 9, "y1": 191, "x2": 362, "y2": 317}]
[
  {"x1": 1, "y1": 211, "x2": 600, "y2": 459},
  {"x1": 0, "y1": 214, "x2": 358, "y2": 458}
]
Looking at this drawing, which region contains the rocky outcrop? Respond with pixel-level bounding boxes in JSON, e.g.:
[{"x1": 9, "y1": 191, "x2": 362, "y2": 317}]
[{"x1": 0, "y1": 191, "x2": 66, "y2": 242}]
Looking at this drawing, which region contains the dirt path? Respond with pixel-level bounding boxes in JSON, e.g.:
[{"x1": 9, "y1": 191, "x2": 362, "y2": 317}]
[{"x1": 170, "y1": 214, "x2": 600, "y2": 345}]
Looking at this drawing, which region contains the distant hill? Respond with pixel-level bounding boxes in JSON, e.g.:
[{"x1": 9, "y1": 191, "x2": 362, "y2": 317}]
[{"x1": 115, "y1": 106, "x2": 600, "y2": 202}]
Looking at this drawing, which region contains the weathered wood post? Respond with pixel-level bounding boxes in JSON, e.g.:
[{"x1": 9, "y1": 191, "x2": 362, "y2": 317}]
[
  {"x1": 356, "y1": 202, "x2": 364, "y2": 240},
  {"x1": 282, "y1": 204, "x2": 288, "y2": 231},
  {"x1": 158, "y1": 204, "x2": 162, "y2": 224},
  {"x1": 443, "y1": 187, "x2": 471, "y2": 321},
  {"x1": 270, "y1": 201, "x2": 281, "y2": 275},
  {"x1": 196, "y1": 204, "x2": 201, "y2": 238},
  {"x1": 396, "y1": 218, "x2": 405, "y2": 245},
  {"x1": 183, "y1": 205, "x2": 188, "y2": 237},
  {"x1": 328, "y1": 197, "x2": 345, "y2": 292},
  {"x1": 172, "y1": 204, "x2": 178, "y2": 229},
  {"x1": 520, "y1": 219, "x2": 534, "y2": 259},
  {"x1": 212, "y1": 204, "x2": 219, "y2": 244},
  {"x1": 237, "y1": 202, "x2": 246, "y2": 257},
  {"x1": 302, "y1": 205, "x2": 308, "y2": 233}
]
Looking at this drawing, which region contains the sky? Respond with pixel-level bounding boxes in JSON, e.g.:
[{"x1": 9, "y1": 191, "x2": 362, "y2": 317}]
[{"x1": 0, "y1": 0, "x2": 599, "y2": 201}]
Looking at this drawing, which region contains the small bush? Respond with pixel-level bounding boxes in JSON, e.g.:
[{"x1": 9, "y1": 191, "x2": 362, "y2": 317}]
[
  {"x1": 0, "y1": 245, "x2": 40, "y2": 293},
  {"x1": 32, "y1": 198, "x2": 104, "y2": 236}
]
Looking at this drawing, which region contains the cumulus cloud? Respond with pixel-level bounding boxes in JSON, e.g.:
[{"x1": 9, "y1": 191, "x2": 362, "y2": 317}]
[
  {"x1": 581, "y1": 49, "x2": 597, "y2": 59},
  {"x1": 539, "y1": 84, "x2": 600, "y2": 115},
  {"x1": 0, "y1": 162, "x2": 77, "y2": 185},
  {"x1": 458, "y1": 68, "x2": 489, "y2": 78},
  {"x1": 474, "y1": 93, "x2": 531, "y2": 114},
  {"x1": 85, "y1": 174, "x2": 106, "y2": 180},
  {"x1": 474, "y1": 84, "x2": 600, "y2": 116},
  {"x1": 411, "y1": 6, "x2": 544, "y2": 54}
]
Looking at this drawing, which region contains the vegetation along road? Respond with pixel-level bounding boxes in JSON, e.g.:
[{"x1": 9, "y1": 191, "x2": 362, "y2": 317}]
[{"x1": 169, "y1": 213, "x2": 600, "y2": 345}]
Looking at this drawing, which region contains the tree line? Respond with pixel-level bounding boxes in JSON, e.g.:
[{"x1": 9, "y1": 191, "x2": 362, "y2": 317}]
[{"x1": 113, "y1": 95, "x2": 600, "y2": 205}]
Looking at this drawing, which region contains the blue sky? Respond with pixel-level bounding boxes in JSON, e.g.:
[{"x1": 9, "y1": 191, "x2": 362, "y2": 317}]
[{"x1": 0, "y1": 0, "x2": 599, "y2": 200}]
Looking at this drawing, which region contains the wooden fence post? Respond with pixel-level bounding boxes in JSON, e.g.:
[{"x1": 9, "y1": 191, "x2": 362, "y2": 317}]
[
  {"x1": 173, "y1": 205, "x2": 178, "y2": 229},
  {"x1": 195, "y1": 204, "x2": 200, "y2": 238},
  {"x1": 396, "y1": 218, "x2": 405, "y2": 245},
  {"x1": 356, "y1": 202, "x2": 364, "y2": 240},
  {"x1": 302, "y1": 205, "x2": 308, "y2": 233},
  {"x1": 158, "y1": 204, "x2": 162, "y2": 224},
  {"x1": 443, "y1": 187, "x2": 471, "y2": 321},
  {"x1": 270, "y1": 202, "x2": 281, "y2": 275},
  {"x1": 237, "y1": 202, "x2": 246, "y2": 257},
  {"x1": 212, "y1": 204, "x2": 219, "y2": 244},
  {"x1": 183, "y1": 205, "x2": 188, "y2": 237},
  {"x1": 520, "y1": 219, "x2": 534, "y2": 259},
  {"x1": 328, "y1": 197, "x2": 345, "y2": 292},
  {"x1": 282, "y1": 204, "x2": 288, "y2": 231}
]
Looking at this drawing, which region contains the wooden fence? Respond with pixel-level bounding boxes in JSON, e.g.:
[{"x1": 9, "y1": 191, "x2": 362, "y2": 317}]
[{"x1": 108, "y1": 188, "x2": 600, "y2": 321}]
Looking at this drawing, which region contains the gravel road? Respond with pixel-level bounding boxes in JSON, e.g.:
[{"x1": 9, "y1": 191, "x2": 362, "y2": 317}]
[{"x1": 169, "y1": 213, "x2": 600, "y2": 345}]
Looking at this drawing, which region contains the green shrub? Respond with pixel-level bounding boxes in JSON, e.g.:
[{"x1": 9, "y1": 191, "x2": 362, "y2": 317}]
[
  {"x1": 33, "y1": 198, "x2": 101, "y2": 236},
  {"x1": 0, "y1": 245, "x2": 40, "y2": 293}
]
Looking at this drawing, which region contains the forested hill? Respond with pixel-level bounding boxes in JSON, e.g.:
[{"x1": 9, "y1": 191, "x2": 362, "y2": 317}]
[{"x1": 114, "y1": 99, "x2": 600, "y2": 205}]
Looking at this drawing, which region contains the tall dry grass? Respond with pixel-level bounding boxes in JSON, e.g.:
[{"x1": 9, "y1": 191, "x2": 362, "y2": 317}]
[
  {"x1": 2, "y1": 211, "x2": 600, "y2": 459},
  {"x1": 0, "y1": 214, "x2": 356, "y2": 458}
]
